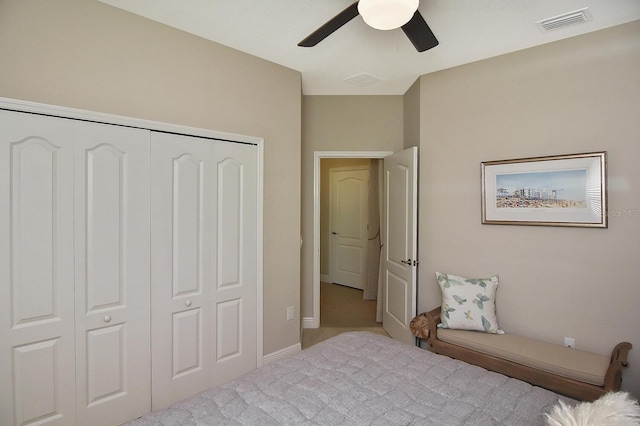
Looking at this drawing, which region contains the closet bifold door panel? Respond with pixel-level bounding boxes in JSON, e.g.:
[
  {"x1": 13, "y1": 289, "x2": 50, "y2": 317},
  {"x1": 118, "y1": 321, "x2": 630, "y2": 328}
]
[
  {"x1": 1, "y1": 98, "x2": 262, "y2": 423},
  {"x1": 73, "y1": 122, "x2": 151, "y2": 425},
  {"x1": 0, "y1": 110, "x2": 77, "y2": 426},
  {"x1": 210, "y1": 142, "x2": 259, "y2": 387},
  {"x1": 150, "y1": 132, "x2": 212, "y2": 410}
]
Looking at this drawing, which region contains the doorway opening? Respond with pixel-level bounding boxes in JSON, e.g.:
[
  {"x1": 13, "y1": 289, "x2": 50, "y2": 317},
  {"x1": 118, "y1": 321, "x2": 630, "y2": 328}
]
[
  {"x1": 307, "y1": 151, "x2": 392, "y2": 333},
  {"x1": 305, "y1": 148, "x2": 419, "y2": 346}
]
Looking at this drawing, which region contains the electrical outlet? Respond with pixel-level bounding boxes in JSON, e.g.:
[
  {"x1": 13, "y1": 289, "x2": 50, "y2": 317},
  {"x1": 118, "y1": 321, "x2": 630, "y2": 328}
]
[
  {"x1": 286, "y1": 306, "x2": 294, "y2": 321},
  {"x1": 564, "y1": 337, "x2": 575, "y2": 348}
]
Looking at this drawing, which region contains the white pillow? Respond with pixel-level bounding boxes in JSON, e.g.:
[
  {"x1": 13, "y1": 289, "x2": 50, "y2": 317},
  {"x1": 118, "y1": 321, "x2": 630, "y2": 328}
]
[{"x1": 436, "y1": 272, "x2": 504, "y2": 334}]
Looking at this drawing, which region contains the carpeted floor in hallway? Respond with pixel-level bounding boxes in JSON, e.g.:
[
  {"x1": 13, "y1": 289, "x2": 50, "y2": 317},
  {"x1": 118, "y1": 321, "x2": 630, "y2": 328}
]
[{"x1": 302, "y1": 282, "x2": 389, "y2": 349}]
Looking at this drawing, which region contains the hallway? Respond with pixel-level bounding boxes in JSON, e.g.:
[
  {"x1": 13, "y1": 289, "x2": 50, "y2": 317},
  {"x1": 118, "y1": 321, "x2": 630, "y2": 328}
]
[{"x1": 301, "y1": 282, "x2": 389, "y2": 349}]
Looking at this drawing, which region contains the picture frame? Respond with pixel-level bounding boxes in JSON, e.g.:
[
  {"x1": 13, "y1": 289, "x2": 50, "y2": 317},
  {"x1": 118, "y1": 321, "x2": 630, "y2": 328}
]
[{"x1": 481, "y1": 152, "x2": 607, "y2": 228}]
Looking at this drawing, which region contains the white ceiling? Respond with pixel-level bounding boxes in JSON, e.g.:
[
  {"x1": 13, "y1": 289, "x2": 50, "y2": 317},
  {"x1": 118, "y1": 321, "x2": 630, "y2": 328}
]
[{"x1": 98, "y1": 0, "x2": 640, "y2": 95}]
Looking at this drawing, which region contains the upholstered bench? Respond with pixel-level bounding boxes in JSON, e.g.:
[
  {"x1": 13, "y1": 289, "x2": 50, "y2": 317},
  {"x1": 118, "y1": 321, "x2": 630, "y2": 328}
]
[{"x1": 421, "y1": 307, "x2": 632, "y2": 402}]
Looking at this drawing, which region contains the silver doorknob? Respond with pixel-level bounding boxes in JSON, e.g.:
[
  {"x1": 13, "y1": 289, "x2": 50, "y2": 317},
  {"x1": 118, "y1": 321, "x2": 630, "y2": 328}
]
[
  {"x1": 185, "y1": 300, "x2": 192, "y2": 307},
  {"x1": 104, "y1": 315, "x2": 111, "y2": 323}
]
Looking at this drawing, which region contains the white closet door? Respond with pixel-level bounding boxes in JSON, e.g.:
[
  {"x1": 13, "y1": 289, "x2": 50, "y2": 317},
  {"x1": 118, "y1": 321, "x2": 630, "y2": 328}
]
[
  {"x1": 73, "y1": 122, "x2": 151, "y2": 425},
  {"x1": 210, "y1": 142, "x2": 259, "y2": 386},
  {"x1": 150, "y1": 132, "x2": 211, "y2": 410},
  {"x1": 0, "y1": 111, "x2": 77, "y2": 426}
]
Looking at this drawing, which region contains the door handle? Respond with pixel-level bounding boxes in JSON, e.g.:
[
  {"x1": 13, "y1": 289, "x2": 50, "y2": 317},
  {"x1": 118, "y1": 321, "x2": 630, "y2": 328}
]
[
  {"x1": 331, "y1": 231, "x2": 338, "y2": 235},
  {"x1": 400, "y1": 259, "x2": 419, "y2": 266},
  {"x1": 400, "y1": 259, "x2": 411, "y2": 264}
]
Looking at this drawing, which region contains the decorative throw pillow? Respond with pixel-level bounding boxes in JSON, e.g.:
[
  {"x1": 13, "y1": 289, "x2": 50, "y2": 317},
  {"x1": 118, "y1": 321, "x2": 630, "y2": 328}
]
[{"x1": 436, "y1": 272, "x2": 504, "y2": 334}]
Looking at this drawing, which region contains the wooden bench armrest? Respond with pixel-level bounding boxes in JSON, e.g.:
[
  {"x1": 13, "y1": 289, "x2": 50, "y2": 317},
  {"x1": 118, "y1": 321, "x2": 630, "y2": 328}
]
[
  {"x1": 604, "y1": 342, "x2": 632, "y2": 391},
  {"x1": 610, "y1": 341, "x2": 632, "y2": 364},
  {"x1": 425, "y1": 306, "x2": 441, "y2": 341}
]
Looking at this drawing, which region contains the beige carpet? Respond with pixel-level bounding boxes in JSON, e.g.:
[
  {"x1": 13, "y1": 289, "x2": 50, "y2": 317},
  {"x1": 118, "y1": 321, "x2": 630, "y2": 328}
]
[{"x1": 302, "y1": 282, "x2": 389, "y2": 349}]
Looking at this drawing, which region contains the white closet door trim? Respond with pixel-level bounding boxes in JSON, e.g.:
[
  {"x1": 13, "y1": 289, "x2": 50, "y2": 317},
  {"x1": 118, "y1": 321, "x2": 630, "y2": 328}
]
[
  {"x1": 0, "y1": 97, "x2": 262, "y2": 145},
  {"x1": 0, "y1": 97, "x2": 265, "y2": 367},
  {"x1": 255, "y1": 135, "x2": 264, "y2": 368}
]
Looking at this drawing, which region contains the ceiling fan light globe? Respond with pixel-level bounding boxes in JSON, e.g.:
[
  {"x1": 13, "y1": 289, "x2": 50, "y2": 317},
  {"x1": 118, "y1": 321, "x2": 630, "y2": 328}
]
[{"x1": 358, "y1": 0, "x2": 419, "y2": 30}]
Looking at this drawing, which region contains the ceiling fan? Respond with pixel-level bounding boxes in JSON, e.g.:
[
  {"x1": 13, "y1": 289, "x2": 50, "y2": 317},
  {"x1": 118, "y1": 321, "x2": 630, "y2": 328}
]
[{"x1": 298, "y1": 0, "x2": 439, "y2": 52}]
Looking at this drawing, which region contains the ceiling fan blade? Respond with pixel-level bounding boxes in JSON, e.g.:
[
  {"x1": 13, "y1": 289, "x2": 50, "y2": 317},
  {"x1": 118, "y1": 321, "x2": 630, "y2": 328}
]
[
  {"x1": 298, "y1": 2, "x2": 360, "y2": 47},
  {"x1": 401, "y1": 10, "x2": 439, "y2": 52}
]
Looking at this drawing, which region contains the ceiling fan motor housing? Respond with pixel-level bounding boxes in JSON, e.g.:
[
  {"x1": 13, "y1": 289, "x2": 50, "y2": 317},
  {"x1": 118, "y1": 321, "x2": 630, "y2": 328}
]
[
  {"x1": 298, "y1": 0, "x2": 437, "y2": 53},
  {"x1": 358, "y1": 0, "x2": 420, "y2": 30}
]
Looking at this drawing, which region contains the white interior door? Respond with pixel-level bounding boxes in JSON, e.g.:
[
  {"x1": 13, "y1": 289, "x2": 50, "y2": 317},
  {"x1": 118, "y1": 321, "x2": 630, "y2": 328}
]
[
  {"x1": 150, "y1": 132, "x2": 212, "y2": 410},
  {"x1": 74, "y1": 122, "x2": 151, "y2": 425},
  {"x1": 329, "y1": 168, "x2": 369, "y2": 290},
  {"x1": 382, "y1": 147, "x2": 418, "y2": 344},
  {"x1": 210, "y1": 142, "x2": 259, "y2": 387},
  {"x1": 0, "y1": 111, "x2": 77, "y2": 426}
]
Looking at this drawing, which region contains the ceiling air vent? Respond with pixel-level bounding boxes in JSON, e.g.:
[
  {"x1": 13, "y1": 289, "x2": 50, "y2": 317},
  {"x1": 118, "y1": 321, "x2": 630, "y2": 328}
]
[
  {"x1": 344, "y1": 73, "x2": 382, "y2": 87},
  {"x1": 536, "y1": 8, "x2": 592, "y2": 32}
]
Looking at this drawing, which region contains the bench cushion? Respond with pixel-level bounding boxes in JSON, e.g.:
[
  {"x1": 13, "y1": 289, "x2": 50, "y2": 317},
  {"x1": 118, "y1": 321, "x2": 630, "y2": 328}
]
[{"x1": 437, "y1": 329, "x2": 610, "y2": 386}]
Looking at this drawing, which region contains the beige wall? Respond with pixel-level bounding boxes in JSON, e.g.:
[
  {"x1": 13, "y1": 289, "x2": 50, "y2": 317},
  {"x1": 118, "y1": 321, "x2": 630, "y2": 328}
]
[
  {"x1": 301, "y1": 96, "x2": 404, "y2": 319},
  {"x1": 0, "y1": 0, "x2": 302, "y2": 355},
  {"x1": 403, "y1": 79, "x2": 421, "y2": 149},
  {"x1": 417, "y1": 21, "x2": 640, "y2": 397}
]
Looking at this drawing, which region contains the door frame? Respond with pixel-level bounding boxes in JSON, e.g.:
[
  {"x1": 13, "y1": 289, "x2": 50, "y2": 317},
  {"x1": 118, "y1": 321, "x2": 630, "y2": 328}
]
[{"x1": 307, "y1": 151, "x2": 393, "y2": 329}]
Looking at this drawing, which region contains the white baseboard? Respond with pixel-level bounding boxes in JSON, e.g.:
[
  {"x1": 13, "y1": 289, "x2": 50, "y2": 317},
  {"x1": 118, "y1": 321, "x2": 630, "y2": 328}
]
[
  {"x1": 262, "y1": 342, "x2": 301, "y2": 365},
  {"x1": 303, "y1": 316, "x2": 319, "y2": 329},
  {"x1": 320, "y1": 274, "x2": 330, "y2": 283}
]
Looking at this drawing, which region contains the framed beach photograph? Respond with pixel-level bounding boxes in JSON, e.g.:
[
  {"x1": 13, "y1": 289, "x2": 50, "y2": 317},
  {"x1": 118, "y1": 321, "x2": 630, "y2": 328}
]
[{"x1": 482, "y1": 152, "x2": 607, "y2": 228}]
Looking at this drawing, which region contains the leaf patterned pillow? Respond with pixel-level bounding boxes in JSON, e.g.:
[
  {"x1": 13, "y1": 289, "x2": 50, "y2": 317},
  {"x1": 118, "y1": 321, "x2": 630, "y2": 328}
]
[{"x1": 436, "y1": 272, "x2": 504, "y2": 334}]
